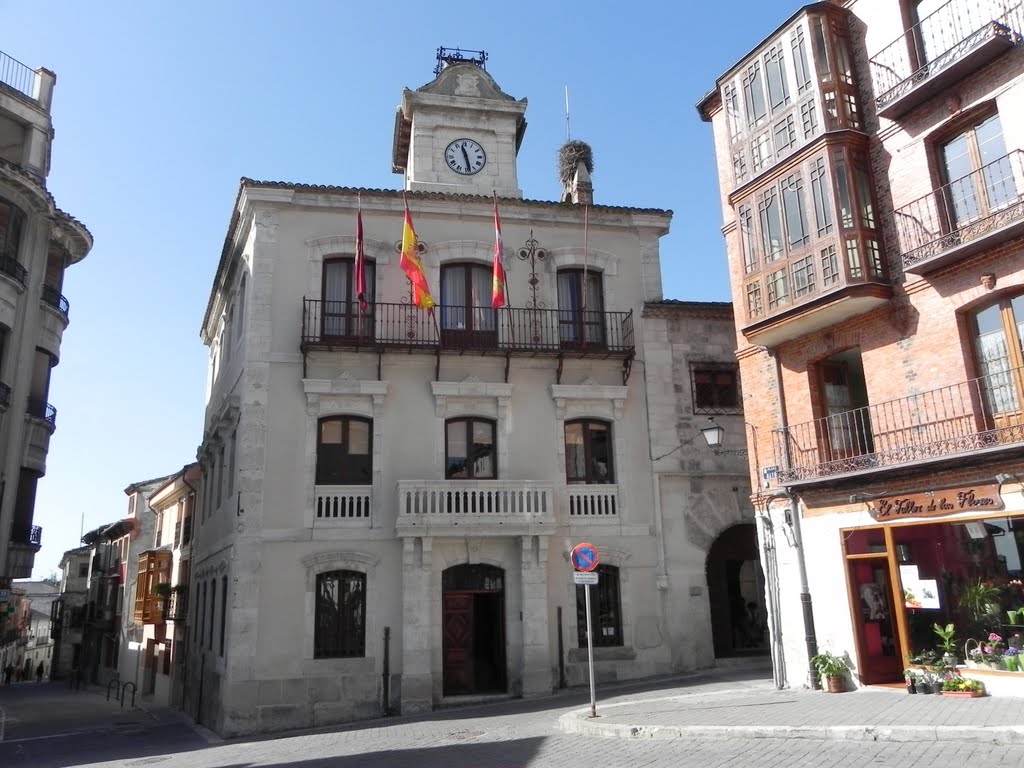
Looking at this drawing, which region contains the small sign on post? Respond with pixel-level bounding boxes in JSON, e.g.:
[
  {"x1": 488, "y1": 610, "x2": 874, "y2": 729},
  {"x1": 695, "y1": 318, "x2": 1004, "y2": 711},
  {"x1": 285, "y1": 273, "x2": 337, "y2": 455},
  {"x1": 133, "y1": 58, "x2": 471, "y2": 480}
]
[{"x1": 570, "y1": 542, "x2": 600, "y2": 718}]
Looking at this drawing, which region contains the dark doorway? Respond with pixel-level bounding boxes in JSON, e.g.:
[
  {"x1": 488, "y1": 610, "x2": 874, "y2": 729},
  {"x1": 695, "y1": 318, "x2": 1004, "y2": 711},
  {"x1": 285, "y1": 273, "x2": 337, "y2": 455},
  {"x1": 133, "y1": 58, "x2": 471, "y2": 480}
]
[
  {"x1": 706, "y1": 523, "x2": 769, "y2": 658},
  {"x1": 442, "y1": 564, "x2": 507, "y2": 695}
]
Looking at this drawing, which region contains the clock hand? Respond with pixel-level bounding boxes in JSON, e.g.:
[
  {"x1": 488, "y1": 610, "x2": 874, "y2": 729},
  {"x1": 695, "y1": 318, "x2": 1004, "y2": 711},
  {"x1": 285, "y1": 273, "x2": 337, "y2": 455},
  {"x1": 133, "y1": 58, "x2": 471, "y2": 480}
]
[{"x1": 461, "y1": 144, "x2": 471, "y2": 170}]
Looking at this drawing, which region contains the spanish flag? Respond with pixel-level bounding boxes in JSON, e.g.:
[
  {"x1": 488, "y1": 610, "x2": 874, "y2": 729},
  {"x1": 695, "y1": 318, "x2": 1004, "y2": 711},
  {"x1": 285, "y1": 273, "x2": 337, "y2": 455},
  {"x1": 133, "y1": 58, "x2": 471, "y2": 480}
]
[
  {"x1": 491, "y1": 198, "x2": 507, "y2": 309},
  {"x1": 355, "y1": 203, "x2": 367, "y2": 313},
  {"x1": 400, "y1": 204, "x2": 435, "y2": 310}
]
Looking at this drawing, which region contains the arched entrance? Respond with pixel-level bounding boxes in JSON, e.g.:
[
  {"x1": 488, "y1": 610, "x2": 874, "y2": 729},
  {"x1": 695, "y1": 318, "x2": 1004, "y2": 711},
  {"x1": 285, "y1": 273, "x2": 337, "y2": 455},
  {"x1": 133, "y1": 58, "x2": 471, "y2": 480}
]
[
  {"x1": 706, "y1": 523, "x2": 768, "y2": 658},
  {"x1": 441, "y1": 563, "x2": 507, "y2": 695}
]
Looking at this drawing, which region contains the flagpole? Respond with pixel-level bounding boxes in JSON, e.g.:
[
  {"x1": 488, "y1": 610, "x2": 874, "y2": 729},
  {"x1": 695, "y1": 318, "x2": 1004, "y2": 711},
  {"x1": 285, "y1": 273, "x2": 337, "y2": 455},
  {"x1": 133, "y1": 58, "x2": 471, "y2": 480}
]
[{"x1": 492, "y1": 191, "x2": 515, "y2": 349}]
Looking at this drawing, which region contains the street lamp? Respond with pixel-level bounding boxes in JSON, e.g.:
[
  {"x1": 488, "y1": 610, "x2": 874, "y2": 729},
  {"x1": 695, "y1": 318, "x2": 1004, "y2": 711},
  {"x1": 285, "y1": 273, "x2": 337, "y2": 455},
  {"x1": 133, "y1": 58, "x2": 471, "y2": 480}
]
[{"x1": 700, "y1": 417, "x2": 748, "y2": 457}]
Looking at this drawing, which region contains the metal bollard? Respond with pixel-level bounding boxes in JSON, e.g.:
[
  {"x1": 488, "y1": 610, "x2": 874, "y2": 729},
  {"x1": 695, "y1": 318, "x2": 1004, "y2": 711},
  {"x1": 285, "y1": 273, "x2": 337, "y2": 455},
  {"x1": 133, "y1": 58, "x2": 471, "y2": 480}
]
[{"x1": 121, "y1": 681, "x2": 136, "y2": 709}]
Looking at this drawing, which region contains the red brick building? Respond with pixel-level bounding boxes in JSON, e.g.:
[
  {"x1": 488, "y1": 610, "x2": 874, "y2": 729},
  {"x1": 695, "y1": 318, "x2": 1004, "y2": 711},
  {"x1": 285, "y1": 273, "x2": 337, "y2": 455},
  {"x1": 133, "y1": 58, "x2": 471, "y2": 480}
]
[{"x1": 700, "y1": 0, "x2": 1024, "y2": 694}]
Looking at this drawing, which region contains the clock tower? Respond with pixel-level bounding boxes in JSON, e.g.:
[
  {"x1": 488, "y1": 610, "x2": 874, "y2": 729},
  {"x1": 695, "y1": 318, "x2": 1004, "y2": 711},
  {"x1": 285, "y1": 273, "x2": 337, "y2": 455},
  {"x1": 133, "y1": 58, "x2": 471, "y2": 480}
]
[{"x1": 392, "y1": 49, "x2": 527, "y2": 199}]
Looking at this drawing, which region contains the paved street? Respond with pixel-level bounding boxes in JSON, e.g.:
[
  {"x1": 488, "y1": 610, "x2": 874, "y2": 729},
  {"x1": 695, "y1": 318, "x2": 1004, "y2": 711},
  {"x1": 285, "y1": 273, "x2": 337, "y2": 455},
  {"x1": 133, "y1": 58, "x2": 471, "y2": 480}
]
[{"x1": 3, "y1": 669, "x2": 1024, "y2": 767}]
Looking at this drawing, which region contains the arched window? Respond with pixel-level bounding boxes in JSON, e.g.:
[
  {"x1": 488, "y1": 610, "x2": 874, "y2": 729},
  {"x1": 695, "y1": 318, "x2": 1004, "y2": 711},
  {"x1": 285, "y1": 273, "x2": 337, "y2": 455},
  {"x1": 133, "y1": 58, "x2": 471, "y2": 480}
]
[
  {"x1": 576, "y1": 564, "x2": 622, "y2": 647},
  {"x1": 322, "y1": 257, "x2": 375, "y2": 339},
  {"x1": 316, "y1": 416, "x2": 372, "y2": 485},
  {"x1": 971, "y1": 294, "x2": 1024, "y2": 426},
  {"x1": 557, "y1": 269, "x2": 605, "y2": 348},
  {"x1": 564, "y1": 419, "x2": 613, "y2": 484},
  {"x1": 445, "y1": 417, "x2": 496, "y2": 479},
  {"x1": 440, "y1": 263, "x2": 496, "y2": 346},
  {"x1": 314, "y1": 570, "x2": 366, "y2": 658}
]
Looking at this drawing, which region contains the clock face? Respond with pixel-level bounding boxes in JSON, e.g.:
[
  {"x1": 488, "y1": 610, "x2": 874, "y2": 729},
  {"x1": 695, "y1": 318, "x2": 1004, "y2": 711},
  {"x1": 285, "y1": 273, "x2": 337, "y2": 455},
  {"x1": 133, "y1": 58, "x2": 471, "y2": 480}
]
[{"x1": 445, "y1": 138, "x2": 486, "y2": 175}]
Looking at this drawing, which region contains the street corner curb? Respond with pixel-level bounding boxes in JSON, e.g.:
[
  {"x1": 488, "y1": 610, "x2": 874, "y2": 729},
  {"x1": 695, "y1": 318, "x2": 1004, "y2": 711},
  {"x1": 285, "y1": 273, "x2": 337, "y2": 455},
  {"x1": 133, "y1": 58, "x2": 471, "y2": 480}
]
[{"x1": 556, "y1": 711, "x2": 1024, "y2": 745}]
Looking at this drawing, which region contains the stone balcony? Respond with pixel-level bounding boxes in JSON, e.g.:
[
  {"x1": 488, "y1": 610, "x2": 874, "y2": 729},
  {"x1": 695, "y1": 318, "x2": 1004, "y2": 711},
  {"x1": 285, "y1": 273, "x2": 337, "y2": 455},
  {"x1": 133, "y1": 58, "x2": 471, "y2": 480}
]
[{"x1": 395, "y1": 480, "x2": 554, "y2": 537}]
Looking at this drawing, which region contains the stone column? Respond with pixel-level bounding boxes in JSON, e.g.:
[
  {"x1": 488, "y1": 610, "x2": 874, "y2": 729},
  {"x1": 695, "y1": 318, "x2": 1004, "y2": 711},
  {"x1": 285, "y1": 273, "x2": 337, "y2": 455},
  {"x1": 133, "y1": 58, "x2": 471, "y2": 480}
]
[
  {"x1": 520, "y1": 534, "x2": 552, "y2": 696},
  {"x1": 401, "y1": 536, "x2": 433, "y2": 713}
]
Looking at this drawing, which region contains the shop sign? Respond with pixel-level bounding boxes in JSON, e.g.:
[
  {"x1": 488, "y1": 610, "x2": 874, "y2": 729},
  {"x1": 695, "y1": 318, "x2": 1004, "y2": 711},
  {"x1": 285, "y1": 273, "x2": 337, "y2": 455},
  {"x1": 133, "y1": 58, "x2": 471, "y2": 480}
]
[{"x1": 868, "y1": 485, "x2": 1003, "y2": 521}]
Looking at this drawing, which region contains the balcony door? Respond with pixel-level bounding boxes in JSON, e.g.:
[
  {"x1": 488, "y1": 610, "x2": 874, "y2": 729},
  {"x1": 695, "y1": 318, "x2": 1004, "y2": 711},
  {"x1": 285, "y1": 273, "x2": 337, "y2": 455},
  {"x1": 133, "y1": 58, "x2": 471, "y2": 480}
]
[
  {"x1": 972, "y1": 295, "x2": 1024, "y2": 431},
  {"x1": 817, "y1": 350, "x2": 873, "y2": 462},
  {"x1": 440, "y1": 263, "x2": 496, "y2": 349},
  {"x1": 322, "y1": 257, "x2": 374, "y2": 340},
  {"x1": 557, "y1": 269, "x2": 605, "y2": 349},
  {"x1": 940, "y1": 113, "x2": 1016, "y2": 230}
]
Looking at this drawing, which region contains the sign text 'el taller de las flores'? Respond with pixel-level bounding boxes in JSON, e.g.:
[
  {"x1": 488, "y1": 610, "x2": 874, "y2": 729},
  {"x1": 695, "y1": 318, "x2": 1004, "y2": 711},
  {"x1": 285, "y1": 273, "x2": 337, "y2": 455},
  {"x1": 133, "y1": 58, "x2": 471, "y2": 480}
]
[{"x1": 867, "y1": 485, "x2": 1003, "y2": 521}]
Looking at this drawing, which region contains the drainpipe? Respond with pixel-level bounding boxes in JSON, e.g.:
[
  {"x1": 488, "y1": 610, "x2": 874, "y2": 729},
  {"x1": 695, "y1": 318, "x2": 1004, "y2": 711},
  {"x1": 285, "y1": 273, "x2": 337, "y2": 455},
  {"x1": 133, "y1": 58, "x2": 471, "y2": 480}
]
[{"x1": 765, "y1": 347, "x2": 819, "y2": 690}]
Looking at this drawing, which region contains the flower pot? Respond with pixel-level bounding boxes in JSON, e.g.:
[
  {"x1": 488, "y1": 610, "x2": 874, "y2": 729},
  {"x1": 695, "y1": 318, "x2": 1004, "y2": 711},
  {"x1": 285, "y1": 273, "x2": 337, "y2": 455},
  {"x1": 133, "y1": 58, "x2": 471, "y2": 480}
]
[
  {"x1": 826, "y1": 675, "x2": 845, "y2": 693},
  {"x1": 906, "y1": 681, "x2": 917, "y2": 694},
  {"x1": 917, "y1": 682, "x2": 934, "y2": 694},
  {"x1": 1009, "y1": 611, "x2": 1021, "y2": 626},
  {"x1": 1005, "y1": 656, "x2": 1020, "y2": 672},
  {"x1": 942, "y1": 690, "x2": 984, "y2": 698}
]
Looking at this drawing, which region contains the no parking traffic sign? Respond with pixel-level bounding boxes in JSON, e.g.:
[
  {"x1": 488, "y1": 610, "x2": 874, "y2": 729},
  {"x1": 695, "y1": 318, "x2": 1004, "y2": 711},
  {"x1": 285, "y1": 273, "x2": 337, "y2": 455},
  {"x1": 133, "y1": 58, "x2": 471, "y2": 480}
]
[{"x1": 570, "y1": 542, "x2": 599, "y2": 572}]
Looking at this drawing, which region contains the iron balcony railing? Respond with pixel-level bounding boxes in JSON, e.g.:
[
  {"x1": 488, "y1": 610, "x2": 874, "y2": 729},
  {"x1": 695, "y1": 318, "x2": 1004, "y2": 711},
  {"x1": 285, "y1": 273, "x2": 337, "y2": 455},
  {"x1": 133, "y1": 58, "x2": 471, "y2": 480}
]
[
  {"x1": 301, "y1": 300, "x2": 635, "y2": 356},
  {"x1": 870, "y1": 0, "x2": 1023, "y2": 112},
  {"x1": 773, "y1": 365, "x2": 1024, "y2": 482},
  {"x1": 0, "y1": 49, "x2": 35, "y2": 99},
  {"x1": 40, "y1": 284, "x2": 70, "y2": 317},
  {"x1": 0, "y1": 249, "x2": 28, "y2": 286},
  {"x1": 0, "y1": 381, "x2": 9, "y2": 408},
  {"x1": 10, "y1": 524, "x2": 43, "y2": 547},
  {"x1": 167, "y1": 588, "x2": 189, "y2": 622},
  {"x1": 896, "y1": 150, "x2": 1024, "y2": 271},
  {"x1": 26, "y1": 398, "x2": 57, "y2": 426}
]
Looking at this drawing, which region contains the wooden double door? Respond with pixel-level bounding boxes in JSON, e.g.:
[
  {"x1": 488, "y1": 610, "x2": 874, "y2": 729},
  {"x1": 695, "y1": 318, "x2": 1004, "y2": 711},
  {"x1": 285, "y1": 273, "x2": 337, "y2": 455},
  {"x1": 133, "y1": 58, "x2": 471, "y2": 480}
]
[{"x1": 441, "y1": 564, "x2": 507, "y2": 696}]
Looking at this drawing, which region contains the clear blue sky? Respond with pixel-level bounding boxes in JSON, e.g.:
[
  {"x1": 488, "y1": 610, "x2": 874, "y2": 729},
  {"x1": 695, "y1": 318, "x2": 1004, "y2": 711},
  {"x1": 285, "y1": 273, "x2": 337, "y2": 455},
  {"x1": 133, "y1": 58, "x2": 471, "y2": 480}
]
[{"x1": 6, "y1": 0, "x2": 798, "y2": 578}]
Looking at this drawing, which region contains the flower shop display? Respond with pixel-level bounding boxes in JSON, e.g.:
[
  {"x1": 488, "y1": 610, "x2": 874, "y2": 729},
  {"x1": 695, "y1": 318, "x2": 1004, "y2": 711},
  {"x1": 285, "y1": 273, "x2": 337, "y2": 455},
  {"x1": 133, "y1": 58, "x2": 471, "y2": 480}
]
[
  {"x1": 941, "y1": 672, "x2": 986, "y2": 698},
  {"x1": 811, "y1": 651, "x2": 849, "y2": 693}
]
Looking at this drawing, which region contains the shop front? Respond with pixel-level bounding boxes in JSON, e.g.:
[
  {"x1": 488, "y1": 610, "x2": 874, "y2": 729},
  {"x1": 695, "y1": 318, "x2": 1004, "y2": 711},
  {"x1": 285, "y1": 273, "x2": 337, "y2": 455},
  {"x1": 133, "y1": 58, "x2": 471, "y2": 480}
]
[{"x1": 834, "y1": 482, "x2": 1024, "y2": 692}]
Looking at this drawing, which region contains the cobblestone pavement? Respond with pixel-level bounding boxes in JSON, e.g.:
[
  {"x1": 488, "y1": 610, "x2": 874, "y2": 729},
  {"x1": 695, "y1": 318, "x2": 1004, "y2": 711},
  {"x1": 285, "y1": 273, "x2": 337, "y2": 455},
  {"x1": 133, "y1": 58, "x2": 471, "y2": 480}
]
[{"x1": 3, "y1": 671, "x2": 1024, "y2": 767}]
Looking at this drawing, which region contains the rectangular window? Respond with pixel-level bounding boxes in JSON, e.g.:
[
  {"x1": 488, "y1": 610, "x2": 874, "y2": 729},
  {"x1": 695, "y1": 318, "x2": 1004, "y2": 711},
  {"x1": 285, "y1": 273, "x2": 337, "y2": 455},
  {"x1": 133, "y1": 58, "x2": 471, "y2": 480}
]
[
  {"x1": 855, "y1": 164, "x2": 875, "y2": 228},
  {"x1": 823, "y1": 91, "x2": 839, "y2": 128},
  {"x1": 724, "y1": 83, "x2": 742, "y2": 138},
  {"x1": 691, "y1": 365, "x2": 740, "y2": 414},
  {"x1": 317, "y1": 416, "x2": 373, "y2": 485},
  {"x1": 220, "y1": 575, "x2": 227, "y2": 656},
  {"x1": 208, "y1": 579, "x2": 216, "y2": 651},
  {"x1": 773, "y1": 115, "x2": 796, "y2": 155},
  {"x1": 751, "y1": 132, "x2": 772, "y2": 174},
  {"x1": 812, "y1": 16, "x2": 831, "y2": 81},
  {"x1": 315, "y1": 570, "x2": 366, "y2": 658},
  {"x1": 758, "y1": 188, "x2": 784, "y2": 262},
  {"x1": 846, "y1": 238, "x2": 863, "y2": 279},
  {"x1": 792, "y1": 27, "x2": 812, "y2": 93},
  {"x1": 800, "y1": 100, "x2": 818, "y2": 138},
  {"x1": 833, "y1": 26, "x2": 853, "y2": 85},
  {"x1": 782, "y1": 174, "x2": 810, "y2": 249},
  {"x1": 576, "y1": 565, "x2": 623, "y2": 648},
  {"x1": 834, "y1": 154, "x2": 854, "y2": 228},
  {"x1": 733, "y1": 149, "x2": 748, "y2": 185},
  {"x1": 742, "y1": 61, "x2": 767, "y2": 126},
  {"x1": 810, "y1": 157, "x2": 834, "y2": 236},
  {"x1": 227, "y1": 430, "x2": 236, "y2": 497},
  {"x1": 866, "y1": 239, "x2": 883, "y2": 278},
  {"x1": 793, "y1": 255, "x2": 816, "y2": 298},
  {"x1": 821, "y1": 244, "x2": 839, "y2": 286},
  {"x1": 564, "y1": 420, "x2": 613, "y2": 484},
  {"x1": 746, "y1": 281, "x2": 764, "y2": 318},
  {"x1": 764, "y1": 44, "x2": 790, "y2": 113},
  {"x1": 739, "y1": 205, "x2": 757, "y2": 274},
  {"x1": 767, "y1": 268, "x2": 790, "y2": 309},
  {"x1": 843, "y1": 92, "x2": 860, "y2": 129}
]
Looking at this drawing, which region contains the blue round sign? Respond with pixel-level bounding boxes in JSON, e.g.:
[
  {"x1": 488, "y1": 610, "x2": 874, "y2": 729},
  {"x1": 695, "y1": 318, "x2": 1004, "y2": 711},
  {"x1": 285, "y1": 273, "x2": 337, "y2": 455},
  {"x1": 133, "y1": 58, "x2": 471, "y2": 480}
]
[{"x1": 571, "y1": 542, "x2": 599, "y2": 572}]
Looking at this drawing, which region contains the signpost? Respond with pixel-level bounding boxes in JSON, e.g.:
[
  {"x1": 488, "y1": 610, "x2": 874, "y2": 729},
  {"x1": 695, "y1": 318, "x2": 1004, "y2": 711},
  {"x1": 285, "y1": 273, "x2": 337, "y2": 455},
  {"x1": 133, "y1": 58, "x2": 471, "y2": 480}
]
[{"x1": 570, "y1": 542, "x2": 599, "y2": 718}]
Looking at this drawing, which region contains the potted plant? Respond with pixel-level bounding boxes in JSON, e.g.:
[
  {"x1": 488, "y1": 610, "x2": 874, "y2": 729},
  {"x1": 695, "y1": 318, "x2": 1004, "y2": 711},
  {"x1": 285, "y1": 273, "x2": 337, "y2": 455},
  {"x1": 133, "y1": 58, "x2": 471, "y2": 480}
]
[
  {"x1": 811, "y1": 650, "x2": 849, "y2": 693},
  {"x1": 932, "y1": 622, "x2": 958, "y2": 667},
  {"x1": 959, "y1": 580, "x2": 1001, "y2": 623},
  {"x1": 941, "y1": 673, "x2": 985, "y2": 698},
  {"x1": 152, "y1": 582, "x2": 172, "y2": 598},
  {"x1": 903, "y1": 668, "x2": 919, "y2": 694},
  {"x1": 1004, "y1": 646, "x2": 1020, "y2": 672},
  {"x1": 984, "y1": 633, "x2": 1007, "y2": 668}
]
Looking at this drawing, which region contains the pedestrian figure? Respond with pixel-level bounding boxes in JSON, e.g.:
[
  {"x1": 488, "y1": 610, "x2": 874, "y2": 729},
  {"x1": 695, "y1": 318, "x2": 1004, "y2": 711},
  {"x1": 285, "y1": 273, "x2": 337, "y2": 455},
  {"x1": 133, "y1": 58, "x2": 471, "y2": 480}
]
[
  {"x1": 35, "y1": 661, "x2": 45, "y2": 683},
  {"x1": 2, "y1": 663, "x2": 12, "y2": 685}
]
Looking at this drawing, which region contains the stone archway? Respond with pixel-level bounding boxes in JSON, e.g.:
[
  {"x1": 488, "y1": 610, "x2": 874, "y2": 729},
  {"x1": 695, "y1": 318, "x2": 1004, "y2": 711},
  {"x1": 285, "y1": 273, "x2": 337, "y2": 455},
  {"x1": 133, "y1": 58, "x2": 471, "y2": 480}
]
[{"x1": 705, "y1": 523, "x2": 768, "y2": 658}]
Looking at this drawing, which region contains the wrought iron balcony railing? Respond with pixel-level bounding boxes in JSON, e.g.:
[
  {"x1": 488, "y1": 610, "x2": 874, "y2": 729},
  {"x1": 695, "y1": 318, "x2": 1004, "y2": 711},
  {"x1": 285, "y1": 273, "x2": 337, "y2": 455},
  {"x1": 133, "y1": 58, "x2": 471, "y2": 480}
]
[
  {"x1": 26, "y1": 398, "x2": 57, "y2": 426},
  {"x1": 41, "y1": 284, "x2": 70, "y2": 317},
  {"x1": 0, "y1": 249, "x2": 28, "y2": 286},
  {"x1": 0, "y1": 49, "x2": 35, "y2": 99},
  {"x1": 896, "y1": 150, "x2": 1024, "y2": 272},
  {"x1": 10, "y1": 524, "x2": 43, "y2": 547},
  {"x1": 773, "y1": 365, "x2": 1024, "y2": 483},
  {"x1": 167, "y1": 589, "x2": 189, "y2": 622},
  {"x1": 396, "y1": 480, "x2": 554, "y2": 536},
  {"x1": 870, "y1": 0, "x2": 1023, "y2": 116},
  {"x1": 301, "y1": 300, "x2": 634, "y2": 357}
]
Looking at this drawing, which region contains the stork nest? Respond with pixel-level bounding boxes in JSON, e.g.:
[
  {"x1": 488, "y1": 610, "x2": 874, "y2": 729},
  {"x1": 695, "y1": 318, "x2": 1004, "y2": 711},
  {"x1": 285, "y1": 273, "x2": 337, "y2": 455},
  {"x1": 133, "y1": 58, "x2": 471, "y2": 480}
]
[{"x1": 557, "y1": 140, "x2": 594, "y2": 185}]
